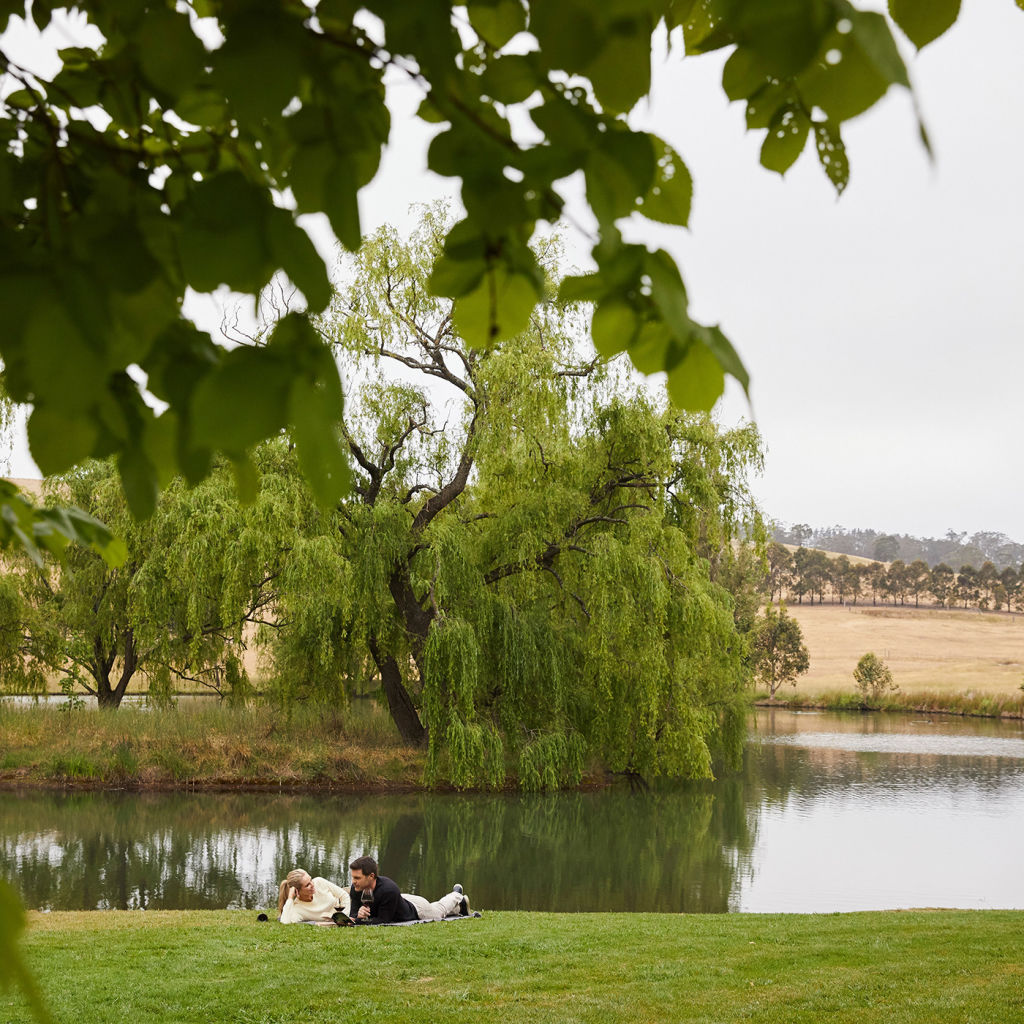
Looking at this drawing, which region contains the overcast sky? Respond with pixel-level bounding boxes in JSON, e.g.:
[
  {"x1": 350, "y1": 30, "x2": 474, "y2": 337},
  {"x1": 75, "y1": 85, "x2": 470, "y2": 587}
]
[{"x1": 5, "y1": 3, "x2": 1022, "y2": 541}]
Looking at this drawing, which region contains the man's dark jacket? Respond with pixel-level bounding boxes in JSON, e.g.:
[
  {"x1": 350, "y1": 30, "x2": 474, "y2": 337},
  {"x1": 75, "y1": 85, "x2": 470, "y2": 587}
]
[{"x1": 348, "y1": 876, "x2": 417, "y2": 924}]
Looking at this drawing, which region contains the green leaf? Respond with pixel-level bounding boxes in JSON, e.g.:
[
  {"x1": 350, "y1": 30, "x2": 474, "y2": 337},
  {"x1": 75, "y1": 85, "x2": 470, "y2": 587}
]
[
  {"x1": 0, "y1": 879, "x2": 52, "y2": 1024},
  {"x1": 585, "y1": 129, "x2": 656, "y2": 224},
  {"x1": 118, "y1": 445, "x2": 158, "y2": 519},
  {"x1": 135, "y1": 6, "x2": 206, "y2": 100},
  {"x1": 453, "y1": 267, "x2": 539, "y2": 347},
  {"x1": 666, "y1": 338, "x2": 725, "y2": 412},
  {"x1": 682, "y1": 0, "x2": 726, "y2": 54},
  {"x1": 558, "y1": 273, "x2": 606, "y2": 304},
  {"x1": 230, "y1": 453, "x2": 260, "y2": 505},
  {"x1": 888, "y1": 0, "x2": 961, "y2": 49},
  {"x1": 639, "y1": 140, "x2": 693, "y2": 227},
  {"x1": 211, "y1": 7, "x2": 305, "y2": 127},
  {"x1": 644, "y1": 249, "x2": 691, "y2": 344},
  {"x1": 852, "y1": 11, "x2": 910, "y2": 88},
  {"x1": 745, "y1": 78, "x2": 794, "y2": 130},
  {"x1": 479, "y1": 54, "x2": 540, "y2": 104},
  {"x1": 467, "y1": 0, "x2": 527, "y2": 48},
  {"x1": 584, "y1": 16, "x2": 651, "y2": 114},
  {"x1": 267, "y1": 210, "x2": 332, "y2": 313},
  {"x1": 628, "y1": 321, "x2": 672, "y2": 375},
  {"x1": 191, "y1": 347, "x2": 291, "y2": 452},
  {"x1": 428, "y1": 255, "x2": 487, "y2": 298},
  {"x1": 36, "y1": 505, "x2": 128, "y2": 567},
  {"x1": 177, "y1": 173, "x2": 273, "y2": 294},
  {"x1": 4, "y1": 89, "x2": 37, "y2": 110},
  {"x1": 726, "y1": 0, "x2": 833, "y2": 78},
  {"x1": 27, "y1": 406, "x2": 99, "y2": 476},
  {"x1": 813, "y1": 119, "x2": 849, "y2": 195},
  {"x1": 722, "y1": 46, "x2": 770, "y2": 102},
  {"x1": 592, "y1": 300, "x2": 640, "y2": 358},
  {"x1": 528, "y1": 1, "x2": 599, "y2": 73},
  {"x1": 324, "y1": 158, "x2": 363, "y2": 251},
  {"x1": 799, "y1": 13, "x2": 908, "y2": 124},
  {"x1": 416, "y1": 95, "x2": 449, "y2": 124},
  {"x1": 702, "y1": 325, "x2": 749, "y2": 396},
  {"x1": 760, "y1": 103, "x2": 810, "y2": 175},
  {"x1": 23, "y1": 303, "x2": 108, "y2": 413},
  {"x1": 289, "y1": 370, "x2": 349, "y2": 508}
]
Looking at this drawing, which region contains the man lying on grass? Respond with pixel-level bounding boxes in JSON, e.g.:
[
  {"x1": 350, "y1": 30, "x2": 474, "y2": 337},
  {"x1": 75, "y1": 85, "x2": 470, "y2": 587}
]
[{"x1": 348, "y1": 855, "x2": 470, "y2": 924}]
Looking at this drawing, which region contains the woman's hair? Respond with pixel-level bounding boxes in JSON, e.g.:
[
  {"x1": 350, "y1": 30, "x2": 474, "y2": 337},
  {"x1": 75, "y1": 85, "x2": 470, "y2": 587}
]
[{"x1": 277, "y1": 869, "x2": 309, "y2": 919}]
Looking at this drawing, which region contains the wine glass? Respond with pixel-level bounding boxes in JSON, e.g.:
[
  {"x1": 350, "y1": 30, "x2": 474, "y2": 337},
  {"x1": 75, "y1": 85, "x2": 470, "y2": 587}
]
[{"x1": 360, "y1": 888, "x2": 373, "y2": 917}]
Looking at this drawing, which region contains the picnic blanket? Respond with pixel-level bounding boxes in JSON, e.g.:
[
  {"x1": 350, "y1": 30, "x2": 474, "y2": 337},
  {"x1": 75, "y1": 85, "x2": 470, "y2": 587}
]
[{"x1": 259, "y1": 912, "x2": 483, "y2": 926}]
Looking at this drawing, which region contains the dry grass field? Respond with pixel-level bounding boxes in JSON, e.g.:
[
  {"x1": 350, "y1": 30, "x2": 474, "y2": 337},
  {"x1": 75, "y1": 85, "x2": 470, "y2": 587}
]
[{"x1": 784, "y1": 602, "x2": 1024, "y2": 696}]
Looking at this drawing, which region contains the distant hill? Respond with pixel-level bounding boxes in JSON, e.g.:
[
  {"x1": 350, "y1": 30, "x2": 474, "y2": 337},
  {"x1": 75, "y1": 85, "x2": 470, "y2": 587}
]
[
  {"x1": 772, "y1": 524, "x2": 1023, "y2": 571},
  {"x1": 5, "y1": 478, "x2": 43, "y2": 497}
]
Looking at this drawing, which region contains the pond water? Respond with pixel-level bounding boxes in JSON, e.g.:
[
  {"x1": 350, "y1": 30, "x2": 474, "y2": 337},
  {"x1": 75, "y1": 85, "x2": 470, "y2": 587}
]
[{"x1": 2, "y1": 709, "x2": 1023, "y2": 914}]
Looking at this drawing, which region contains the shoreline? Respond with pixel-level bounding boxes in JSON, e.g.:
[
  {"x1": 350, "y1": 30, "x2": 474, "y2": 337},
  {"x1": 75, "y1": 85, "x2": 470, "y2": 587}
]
[
  {"x1": 3, "y1": 690, "x2": 1021, "y2": 794},
  {"x1": 754, "y1": 689, "x2": 1024, "y2": 719}
]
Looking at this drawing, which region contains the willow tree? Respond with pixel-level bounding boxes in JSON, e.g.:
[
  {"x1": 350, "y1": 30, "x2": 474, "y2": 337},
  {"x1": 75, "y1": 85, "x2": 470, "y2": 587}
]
[
  {"x1": 1, "y1": 446, "x2": 309, "y2": 707},
  {"x1": 269, "y1": 211, "x2": 765, "y2": 788}
]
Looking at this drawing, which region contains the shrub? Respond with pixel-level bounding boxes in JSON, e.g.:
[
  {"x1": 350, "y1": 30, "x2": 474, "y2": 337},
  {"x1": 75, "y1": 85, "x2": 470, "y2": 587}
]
[{"x1": 853, "y1": 652, "x2": 898, "y2": 705}]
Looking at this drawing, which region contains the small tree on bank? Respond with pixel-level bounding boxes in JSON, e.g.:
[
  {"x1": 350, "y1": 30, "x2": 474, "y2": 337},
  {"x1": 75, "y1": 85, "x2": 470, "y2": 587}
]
[
  {"x1": 751, "y1": 604, "x2": 810, "y2": 700},
  {"x1": 853, "y1": 652, "x2": 898, "y2": 705}
]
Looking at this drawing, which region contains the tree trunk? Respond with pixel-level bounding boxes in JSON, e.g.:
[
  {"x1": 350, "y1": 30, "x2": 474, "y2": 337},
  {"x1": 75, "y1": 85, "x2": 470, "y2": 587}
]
[
  {"x1": 368, "y1": 634, "x2": 426, "y2": 745},
  {"x1": 92, "y1": 630, "x2": 139, "y2": 709}
]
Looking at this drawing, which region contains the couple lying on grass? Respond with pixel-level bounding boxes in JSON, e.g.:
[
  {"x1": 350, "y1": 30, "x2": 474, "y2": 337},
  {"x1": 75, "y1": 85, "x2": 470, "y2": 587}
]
[{"x1": 278, "y1": 854, "x2": 471, "y2": 925}]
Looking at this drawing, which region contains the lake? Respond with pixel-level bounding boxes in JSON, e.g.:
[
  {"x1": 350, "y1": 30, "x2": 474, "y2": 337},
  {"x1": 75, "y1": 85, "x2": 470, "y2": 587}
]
[{"x1": 2, "y1": 708, "x2": 1022, "y2": 913}]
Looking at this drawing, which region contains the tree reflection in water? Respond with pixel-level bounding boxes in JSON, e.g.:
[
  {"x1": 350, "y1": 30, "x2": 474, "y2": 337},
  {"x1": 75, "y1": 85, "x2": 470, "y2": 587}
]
[{"x1": 0, "y1": 776, "x2": 760, "y2": 913}]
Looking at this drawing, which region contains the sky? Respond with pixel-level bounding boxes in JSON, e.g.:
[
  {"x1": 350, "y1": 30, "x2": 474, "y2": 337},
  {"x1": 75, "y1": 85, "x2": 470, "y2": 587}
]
[{"x1": 3, "y1": 3, "x2": 1023, "y2": 541}]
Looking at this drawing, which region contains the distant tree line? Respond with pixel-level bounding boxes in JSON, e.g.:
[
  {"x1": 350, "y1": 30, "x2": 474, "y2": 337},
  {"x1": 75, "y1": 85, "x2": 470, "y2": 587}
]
[
  {"x1": 772, "y1": 524, "x2": 1024, "y2": 572},
  {"x1": 763, "y1": 544, "x2": 1024, "y2": 612}
]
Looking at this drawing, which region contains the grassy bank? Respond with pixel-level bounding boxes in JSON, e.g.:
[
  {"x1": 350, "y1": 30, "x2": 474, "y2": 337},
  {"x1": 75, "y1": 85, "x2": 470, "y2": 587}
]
[
  {"x1": 4, "y1": 681, "x2": 1024, "y2": 794},
  {"x1": 0, "y1": 701, "x2": 428, "y2": 790},
  {"x1": 755, "y1": 688, "x2": 1024, "y2": 719},
  {"x1": 4, "y1": 910, "x2": 1022, "y2": 1023}
]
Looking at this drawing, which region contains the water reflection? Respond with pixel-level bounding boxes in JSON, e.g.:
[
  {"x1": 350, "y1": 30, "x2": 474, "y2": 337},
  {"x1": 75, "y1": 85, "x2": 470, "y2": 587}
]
[
  {"x1": 0, "y1": 784, "x2": 757, "y2": 913},
  {"x1": 2, "y1": 710, "x2": 1023, "y2": 913}
]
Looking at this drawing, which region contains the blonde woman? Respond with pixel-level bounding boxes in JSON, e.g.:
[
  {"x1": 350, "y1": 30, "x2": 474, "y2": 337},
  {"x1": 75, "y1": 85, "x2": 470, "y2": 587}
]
[{"x1": 277, "y1": 868, "x2": 351, "y2": 924}]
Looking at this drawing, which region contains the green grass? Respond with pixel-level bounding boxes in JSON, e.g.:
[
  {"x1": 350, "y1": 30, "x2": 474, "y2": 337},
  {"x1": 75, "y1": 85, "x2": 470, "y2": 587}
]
[{"x1": 5, "y1": 910, "x2": 1023, "y2": 1023}]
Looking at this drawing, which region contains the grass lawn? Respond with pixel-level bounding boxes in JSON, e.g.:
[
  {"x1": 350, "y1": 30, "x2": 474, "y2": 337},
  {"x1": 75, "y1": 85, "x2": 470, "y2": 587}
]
[{"x1": 5, "y1": 910, "x2": 1023, "y2": 1023}]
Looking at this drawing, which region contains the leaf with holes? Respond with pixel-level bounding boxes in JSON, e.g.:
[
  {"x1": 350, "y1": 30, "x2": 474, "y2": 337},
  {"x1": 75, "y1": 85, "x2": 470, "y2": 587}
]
[
  {"x1": 639, "y1": 140, "x2": 693, "y2": 227},
  {"x1": 813, "y1": 119, "x2": 849, "y2": 195},
  {"x1": 760, "y1": 103, "x2": 810, "y2": 174}
]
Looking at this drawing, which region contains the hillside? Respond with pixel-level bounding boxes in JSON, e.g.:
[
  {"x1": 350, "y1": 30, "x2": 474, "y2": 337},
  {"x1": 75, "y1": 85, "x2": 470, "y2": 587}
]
[{"x1": 784, "y1": 603, "x2": 1024, "y2": 696}]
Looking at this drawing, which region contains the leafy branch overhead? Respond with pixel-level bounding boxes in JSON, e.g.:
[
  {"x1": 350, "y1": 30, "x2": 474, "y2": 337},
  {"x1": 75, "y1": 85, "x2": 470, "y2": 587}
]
[{"x1": 0, "y1": 0, "x2": 1007, "y2": 513}]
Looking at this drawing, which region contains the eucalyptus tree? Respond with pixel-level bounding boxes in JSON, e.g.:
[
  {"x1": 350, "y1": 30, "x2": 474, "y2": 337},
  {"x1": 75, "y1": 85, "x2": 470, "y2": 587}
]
[
  {"x1": 3, "y1": 448, "x2": 307, "y2": 707},
  {"x1": 928, "y1": 562, "x2": 955, "y2": 608},
  {"x1": 269, "y1": 213, "x2": 764, "y2": 788},
  {"x1": 750, "y1": 603, "x2": 809, "y2": 700},
  {"x1": 906, "y1": 559, "x2": 930, "y2": 608},
  {"x1": 762, "y1": 542, "x2": 795, "y2": 603}
]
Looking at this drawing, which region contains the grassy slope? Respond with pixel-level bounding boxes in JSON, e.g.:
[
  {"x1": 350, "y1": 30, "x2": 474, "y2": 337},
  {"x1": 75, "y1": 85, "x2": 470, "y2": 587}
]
[
  {"x1": 783, "y1": 604, "x2": 1024, "y2": 696},
  {"x1": 4, "y1": 910, "x2": 1023, "y2": 1024}
]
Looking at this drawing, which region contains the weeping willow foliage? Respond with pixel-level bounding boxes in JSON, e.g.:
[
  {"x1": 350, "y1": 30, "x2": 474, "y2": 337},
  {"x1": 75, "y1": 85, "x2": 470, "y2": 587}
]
[
  {"x1": 0, "y1": 446, "x2": 311, "y2": 707},
  {"x1": 267, "y1": 206, "x2": 768, "y2": 789}
]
